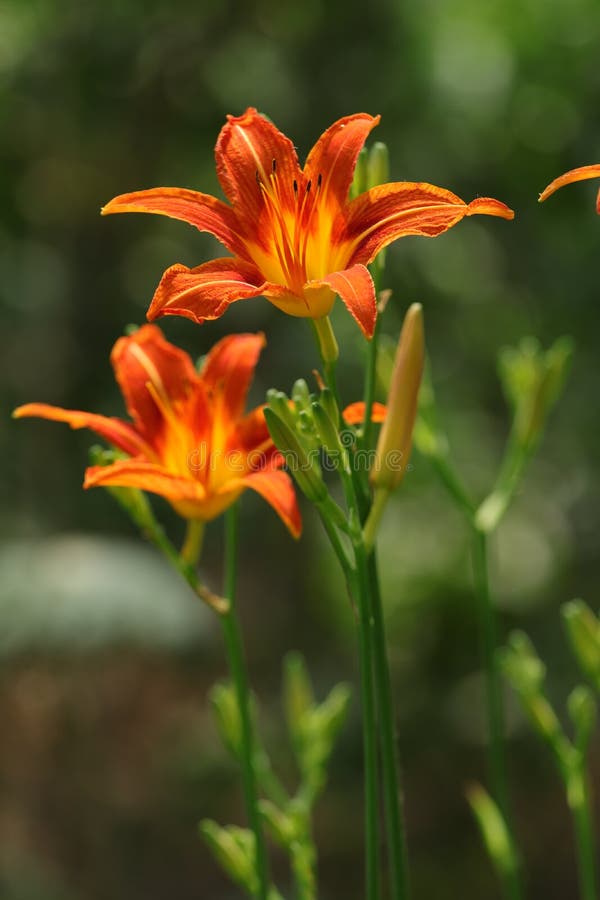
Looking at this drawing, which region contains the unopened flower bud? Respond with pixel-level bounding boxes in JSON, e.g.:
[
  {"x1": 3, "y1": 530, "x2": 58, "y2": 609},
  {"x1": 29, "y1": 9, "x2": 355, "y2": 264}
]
[
  {"x1": 562, "y1": 600, "x2": 600, "y2": 691},
  {"x1": 367, "y1": 142, "x2": 390, "y2": 190},
  {"x1": 311, "y1": 401, "x2": 343, "y2": 459},
  {"x1": 264, "y1": 407, "x2": 327, "y2": 503},
  {"x1": 371, "y1": 303, "x2": 424, "y2": 491},
  {"x1": 349, "y1": 147, "x2": 368, "y2": 200}
]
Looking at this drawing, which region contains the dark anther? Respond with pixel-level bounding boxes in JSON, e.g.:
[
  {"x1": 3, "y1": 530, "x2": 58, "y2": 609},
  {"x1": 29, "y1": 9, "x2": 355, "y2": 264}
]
[
  {"x1": 272, "y1": 158, "x2": 277, "y2": 173},
  {"x1": 306, "y1": 179, "x2": 312, "y2": 193},
  {"x1": 293, "y1": 179, "x2": 298, "y2": 194},
  {"x1": 255, "y1": 170, "x2": 261, "y2": 184},
  {"x1": 317, "y1": 173, "x2": 323, "y2": 188}
]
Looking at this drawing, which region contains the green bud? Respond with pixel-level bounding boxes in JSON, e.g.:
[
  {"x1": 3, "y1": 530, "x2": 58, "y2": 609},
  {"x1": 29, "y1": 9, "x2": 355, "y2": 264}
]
[
  {"x1": 498, "y1": 335, "x2": 574, "y2": 452},
  {"x1": 567, "y1": 685, "x2": 596, "y2": 751},
  {"x1": 367, "y1": 141, "x2": 390, "y2": 190},
  {"x1": 319, "y1": 388, "x2": 339, "y2": 426},
  {"x1": 349, "y1": 147, "x2": 368, "y2": 200},
  {"x1": 259, "y1": 799, "x2": 296, "y2": 848},
  {"x1": 283, "y1": 652, "x2": 315, "y2": 746},
  {"x1": 297, "y1": 409, "x2": 320, "y2": 450},
  {"x1": 209, "y1": 681, "x2": 241, "y2": 759},
  {"x1": 499, "y1": 632, "x2": 546, "y2": 696},
  {"x1": 562, "y1": 600, "x2": 600, "y2": 691},
  {"x1": 500, "y1": 632, "x2": 570, "y2": 761},
  {"x1": 291, "y1": 379, "x2": 312, "y2": 413},
  {"x1": 311, "y1": 401, "x2": 343, "y2": 459},
  {"x1": 467, "y1": 784, "x2": 519, "y2": 879},
  {"x1": 313, "y1": 682, "x2": 352, "y2": 748},
  {"x1": 264, "y1": 408, "x2": 327, "y2": 502},
  {"x1": 266, "y1": 389, "x2": 297, "y2": 431},
  {"x1": 199, "y1": 821, "x2": 257, "y2": 894}
]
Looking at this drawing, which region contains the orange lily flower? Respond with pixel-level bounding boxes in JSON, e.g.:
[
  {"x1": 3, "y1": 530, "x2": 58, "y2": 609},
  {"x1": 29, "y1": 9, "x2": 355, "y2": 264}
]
[
  {"x1": 539, "y1": 164, "x2": 600, "y2": 213},
  {"x1": 102, "y1": 109, "x2": 514, "y2": 339},
  {"x1": 14, "y1": 326, "x2": 301, "y2": 537}
]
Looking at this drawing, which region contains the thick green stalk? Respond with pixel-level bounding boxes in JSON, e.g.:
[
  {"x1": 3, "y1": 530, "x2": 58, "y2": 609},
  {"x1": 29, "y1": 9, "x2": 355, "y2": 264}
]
[
  {"x1": 220, "y1": 505, "x2": 270, "y2": 900},
  {"x1": 569, "y1": 766, "x2": 599, "y2": 900},
  {"x1": 354, "y1": 536, "x2": 383, "y2": 900},
  {"x1": 314, "y1": 321, "x2": 414, "y2": 899},
  {"x1": 472, "y1": 527, "x2": 522, "y2": 900},
  {"x1": 366, "y1": 551, "x2": 411, "y2": 900},
  {"x1": 313, "y1": 340, "x2": 381, "y2": 900}
]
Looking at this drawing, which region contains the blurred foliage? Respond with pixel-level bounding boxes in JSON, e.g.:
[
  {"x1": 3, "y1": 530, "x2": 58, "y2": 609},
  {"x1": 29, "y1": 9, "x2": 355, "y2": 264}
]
[{"x1": 2, "y1": 0, "x2": 600, "y2": 898}]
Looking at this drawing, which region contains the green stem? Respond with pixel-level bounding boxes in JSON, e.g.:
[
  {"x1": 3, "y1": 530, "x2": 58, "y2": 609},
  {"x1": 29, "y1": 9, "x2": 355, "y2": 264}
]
[
  {"x1": 569, "y1": 765, "x2": 599, "y2": 900},
  {"x1": 314, "y1": 338, "x2": 381, "y2": 900},
  {"x1": 363, "y1": 486, "x2": 390, "y2": 553},
  {"x1": 360, "y1": 260, "x2": 383, "y2": 453},
  {"x1": 366, "y1": 550, "x2": 411, "y2": 900},
  {"x1": 353, "y1": 537, "x2": 383, "y2": 900},
  {"x1": 472, "y1": 527, "x2": 523, "y2": 900},
  {"x1": 476, "y1": 435, "x2": 531, "y2": 533},
  {"x1": 181, "y1": 518, "x2": 205, "y2": 566},
  {"x1": 220, "y1": 505, "x2": 269, "y2": 900},
  {"x1": 144, "y1": 515, "x2": 227, "y2": 613},
  {"x1": 315, "y1": 503, "x2": 357, "y2": 597},
  {"x1": 428, "y1": 453, "x2": 476, "y2": 519}
]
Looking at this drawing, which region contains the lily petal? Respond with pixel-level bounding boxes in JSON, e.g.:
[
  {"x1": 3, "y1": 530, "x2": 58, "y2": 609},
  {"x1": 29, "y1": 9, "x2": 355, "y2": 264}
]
[
  {"x1": 12, "y1": 403, "x2": 151, "y2": 457},
  {"x1": 343, "y1": 182, "x2": 514, "y2": 266},
  {"x1": 235, "y1": 405, "x2": 274, "y2": 455},
  {"x1": 111, "y1": 325, "x2": 198, "y2": 443},
  {"x1": 201, "y1": 333, "x2": 266, "y2": 422},
  {"x1": 342, "y1": 401, "x2": 387, "y2": 425},
  {"x1": 304, "y1": 113, "x2": 380, "y2": 209},
  {"x1": 315, "y1": 264, "x2": 377, "y2": 339},
  {"x1": 85, "y1": 458, "x2": 207, "y2": 505},
  {"x1": 539, "y1": 164, "x2": 600, "y2": 213},
  {"x1": 147, "y1": 257, "x2": 271, "y2": 324},
  {"x1": 101, "y1": 187, "x2": 247, "y2": 257},
  {"x1": 234, "y1": 468, "x2": 302, "y2": 538},
  {"x1": 215, "y1": 107, "x2": 301, "y2": 226}
]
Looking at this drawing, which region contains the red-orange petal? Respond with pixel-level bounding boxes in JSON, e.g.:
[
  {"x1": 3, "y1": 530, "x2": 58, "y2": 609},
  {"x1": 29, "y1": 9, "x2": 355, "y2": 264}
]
[
  {"x1": 235, "y1": 405, "x2": 272, "y2": 454},
  {"x1": 236, "y1": 468, "x2": 302, "y2": 538},
  {"x1": 101, "y1": 187, "x2": 247, "y2": 257},
  {"x1": 215, "y1": 108, "x2": 301, "y2": 227},
  {"x1": 84, "y1": 459, "x2": 205, "y2": 503},
  {"x1": 539, "y1": 164, "x2": 600, "y2": 213},
  {"x1": 146, "y1": 257, "x2": 269, "y2": 325},
  {"x1": 315, "y1": 264, "x2": 377, "y2": 339},
  {"x1": 200, "y1": 333, "x2": 266, "y2": 422},
  {"x1": 304, "y1": 113, "x2": 381, "y2": 208},
  {"x1": 343, "y1": 182, "x2": 514, "y2": 266},
  {"x1": 111, "y1": 325, "x2": 198, "y2": 444},
  {"x1": 342, "y1": 401, "x2": 387, "y2": 425},
  {"x1": 13, "y1": 403, "x2": 150, "y2": 457}
]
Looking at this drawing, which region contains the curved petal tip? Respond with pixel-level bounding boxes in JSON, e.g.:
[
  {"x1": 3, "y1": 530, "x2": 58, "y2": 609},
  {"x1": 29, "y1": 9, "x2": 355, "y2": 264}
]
[{"x1": 466, "y1": 197, "x2": 515, "y2": 220}]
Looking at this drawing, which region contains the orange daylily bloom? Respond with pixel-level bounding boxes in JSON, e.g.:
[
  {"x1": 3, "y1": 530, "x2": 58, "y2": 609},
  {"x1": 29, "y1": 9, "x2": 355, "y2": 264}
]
[
  {"x1": 14, "y1": 326, "x2": 301, "y2": 537},
  {"x1": 102, "y1": 108, "x2": 514, "y2": 339},
  {"x1": 539, "y1": 164, "x2": 600, "y2": 214}
]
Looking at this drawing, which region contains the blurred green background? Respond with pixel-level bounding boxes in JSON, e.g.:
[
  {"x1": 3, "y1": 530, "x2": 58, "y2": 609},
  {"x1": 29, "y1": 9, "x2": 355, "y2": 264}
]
[{"x1": 2, "y1": 0, "x2": 600, "y2": 897}]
